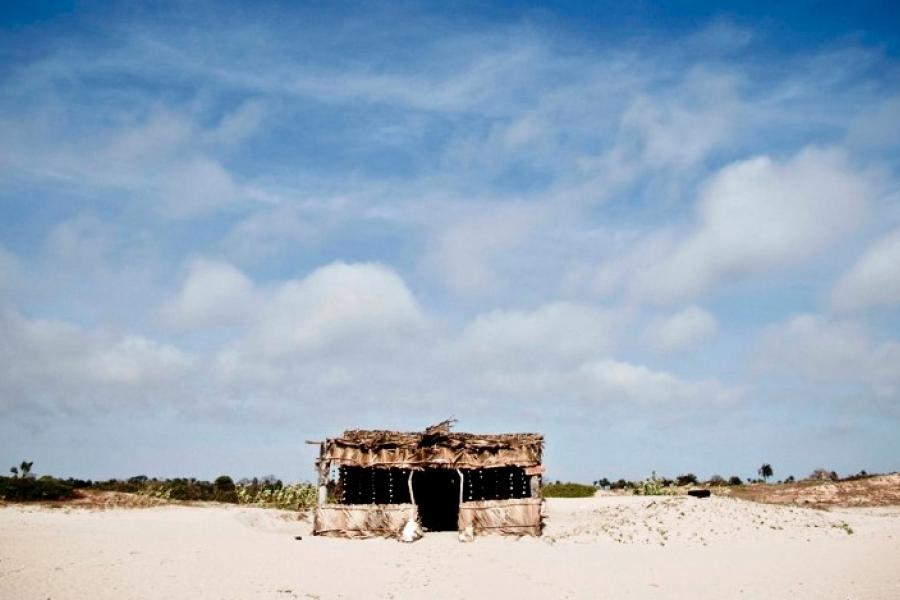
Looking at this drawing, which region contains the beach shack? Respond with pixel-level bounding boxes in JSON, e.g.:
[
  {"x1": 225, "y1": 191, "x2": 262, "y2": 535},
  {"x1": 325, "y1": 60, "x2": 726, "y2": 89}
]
[{"x1": 311, "y1": 420, "x2": 544, "y2": 538}]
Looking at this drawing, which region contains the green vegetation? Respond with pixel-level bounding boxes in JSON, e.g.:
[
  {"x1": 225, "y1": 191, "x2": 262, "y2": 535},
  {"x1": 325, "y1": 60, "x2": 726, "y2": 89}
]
[
  {"x1": 834, "y1": 521, "x2": 854, "y2": 535},
  {"x1": 543, "y1": 481, "x2": 597, "y2": 498},
  {"x1": 676, "y1": 473, "x2": 698, "y2": 486},
  {"x1": 633, "y1": 471, "x2": 677, "y2": 496},
  {"x1": 808, "y1": 468, "x2": 838, "y2": 481},
  {"x1": 1, "y1": 460, "x2": 315, "y2": 510},
  {"x1": 0, "y1": 476, "x2": 75, "y2": 501},
  {"x1": 758, "y1": 463, "x2": 773, "y2": 482},
  {"x1": 1, "y1": 460, "x2": 74, "y2": 501},
  {"x1": 138, "y1": 477, "x2": 316, "y2": 510}
]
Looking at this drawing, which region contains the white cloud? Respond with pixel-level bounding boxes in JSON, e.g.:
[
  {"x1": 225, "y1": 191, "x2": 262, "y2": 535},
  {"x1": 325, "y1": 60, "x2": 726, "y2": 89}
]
[
  {"x1": 617, "y1": 70, "x2": 737, "y2": 171},
  {"x1": 644, "y1": 306, "x2": 717, "y2": 352},
  {"x1": 424, "y1": 204, "x2": 539, "y2": 295},
  {"x1": 598, "y1": 147, "x2": 877, "y2": 304},
  {"x1": 158, "y1": 258, "x2": 257, "y2": 330},
  {"x1": 0, "y1": 310, "x2": 195, "y2": 412},
  {"x1": 757, "y1": 314, "x2": 900, "y2": 401},
  {"x1": 448, "y1": 302, "x2": 737, "y2": 408},
  {"x1": 454, "y1": 302, "x2": 619, "y2": 369},
  {"x1": 214, "y1": 261, "x2": 427, "y2": 383},
  {"x1": 578, "y1": 359, "x2": 740, "y2": 406},
  {"x1": 0, "y1": 104, "x2": 258, "y2": 218},
  {"x1": 829, "y1": 228, "x2": 900, "y2": 312},
  {"x1": 0, "y1": 244, "x2": 19, "y2": 300},
  {"x1": 847, "y1": 96, "x2": 900, "y2": 150}
]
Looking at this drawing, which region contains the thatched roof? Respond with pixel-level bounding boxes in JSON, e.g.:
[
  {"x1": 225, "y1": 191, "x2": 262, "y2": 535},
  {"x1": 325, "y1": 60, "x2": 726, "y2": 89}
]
[{"x1": 318, "y1": 422, "x2": 543, "y2": 470}]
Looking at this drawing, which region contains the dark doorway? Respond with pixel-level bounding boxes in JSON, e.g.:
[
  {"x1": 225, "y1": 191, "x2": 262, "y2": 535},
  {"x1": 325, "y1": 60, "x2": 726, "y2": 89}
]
[{"x1": 412, "y1": 469, "x2": 460, "y2": 531}]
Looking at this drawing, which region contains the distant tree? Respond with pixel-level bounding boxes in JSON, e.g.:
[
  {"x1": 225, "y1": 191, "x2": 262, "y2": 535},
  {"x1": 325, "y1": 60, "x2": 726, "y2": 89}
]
[
  {"x1": 9, "y1": 466, "x2": 18, "y2": 478},
  {"x1": 213, "y1": 475, "x2": 237, "y2": 503},
  {"x1": 808, "y1": 468, "x2": 837, "y2": 481},
  {"x1": 728, "y1": 476, "x2": 743, "y2": 486},
  {"x1": 758, "y1": 463, "x2": 773, "y2": 483},
  {"x1": 593, "y1": 478, "x2": 611, "y2": 488},
  {"x1": 676, "y1": 473, "x2": 698, "y2": 486},
  {"x1": 707, "y1": 475, "x2": 725, "y2": 486},
  {"x1": 784, "y1": 475, "x2": 795, "y2": 483}
]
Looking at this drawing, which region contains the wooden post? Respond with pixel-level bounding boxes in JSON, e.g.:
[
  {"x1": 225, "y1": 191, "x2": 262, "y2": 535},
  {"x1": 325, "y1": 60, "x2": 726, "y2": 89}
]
[
  {"x1": 316, "y1": 444, "x2": 328, "y2": 507},
  {"x1": 529, "y1": 474, "x2": 541, "y2": 498}
]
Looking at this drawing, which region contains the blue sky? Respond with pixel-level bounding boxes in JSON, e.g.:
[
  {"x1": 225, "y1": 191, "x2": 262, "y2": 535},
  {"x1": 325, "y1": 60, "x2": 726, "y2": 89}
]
[{"x1": 2, "y1": 1, "x2": 899, "y2": 483}]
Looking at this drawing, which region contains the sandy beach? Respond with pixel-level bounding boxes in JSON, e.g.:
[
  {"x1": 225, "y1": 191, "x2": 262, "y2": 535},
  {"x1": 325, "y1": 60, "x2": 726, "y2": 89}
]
[{"x1": 2, "y1": 494, "x2": 899, "y2": 600}]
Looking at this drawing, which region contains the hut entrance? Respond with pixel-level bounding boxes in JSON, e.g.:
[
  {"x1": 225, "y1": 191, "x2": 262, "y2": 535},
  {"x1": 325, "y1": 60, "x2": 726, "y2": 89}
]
[{"x1": 412, "y1": 469, "x2": 460, "y2": 531}]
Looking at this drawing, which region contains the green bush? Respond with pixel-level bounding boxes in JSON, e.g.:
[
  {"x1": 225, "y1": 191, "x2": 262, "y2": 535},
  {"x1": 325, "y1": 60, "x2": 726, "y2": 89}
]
[
  {"x1": 236, "y1": 482, "x2": 316, "y2": 509},
  {"x1": 728, "y1": 476, "x2": 743, "y2": 486},
  {"x1": 214, "y1": 475, "x2": 238, "y2": 503},
  {"x1": 633, "y1": 471, "x2": 676, "y2": 496},
  {"x1": 543, "y1": 482, "x2": 597, "y2": 498},
  {"x1": 0, "y1": 476, "x2": 74, "y2": 501}
]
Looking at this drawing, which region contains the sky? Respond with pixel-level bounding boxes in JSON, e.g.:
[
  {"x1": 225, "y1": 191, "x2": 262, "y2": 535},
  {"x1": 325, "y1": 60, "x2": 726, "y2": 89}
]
[{"x1": 1, "y1": 1, "x2": 899, "y2": 484}]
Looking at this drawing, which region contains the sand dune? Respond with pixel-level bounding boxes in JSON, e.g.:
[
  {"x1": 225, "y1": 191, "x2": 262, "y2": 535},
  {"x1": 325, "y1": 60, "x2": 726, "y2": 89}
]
[{"x1": 2, "y1": 495, "x2": 899, "y2": 599}]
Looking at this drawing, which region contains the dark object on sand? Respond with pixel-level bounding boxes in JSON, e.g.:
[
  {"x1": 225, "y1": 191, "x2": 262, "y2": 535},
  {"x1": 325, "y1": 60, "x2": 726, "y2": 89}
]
[
  {"x1": 688, "y1": 489, "x2": 711, "y2": 498},
  {"x1": 294, "y1": 536, "x2": 302, "y2": 540}
]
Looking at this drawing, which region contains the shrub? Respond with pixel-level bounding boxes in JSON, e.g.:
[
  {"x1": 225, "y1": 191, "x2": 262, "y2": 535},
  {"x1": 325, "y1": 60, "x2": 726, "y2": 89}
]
[
  {"x1": 543, "y1": 482, "x2": 597, "y2": 498},
  {"x1": 633, "y1": 472, "x2": 676, "y2": 496},
  {"x1": 214, "y1": 475, "x2": 238, "y2": 503},
  {"x1": 0, "y1": 476, "x2": 74, "y2": 501},
  {"x1": 808, "y1": 468, "x2": 838, "y2": 481},
  {"x1": 707, "y1": 475, "x2": 725, "y2": 486},
  {"x1": 236, "y1": 482, "x2": 317, "y2": 509},
  {"x1": 676, "y1": 473, "x2": 698, "y2": 486},
  {"x1": 727, "y1": 476, "x2": 743, "y2": 486}
]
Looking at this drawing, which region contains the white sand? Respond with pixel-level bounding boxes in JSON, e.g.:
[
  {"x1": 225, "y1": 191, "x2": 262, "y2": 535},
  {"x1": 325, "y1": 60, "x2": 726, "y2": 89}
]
[{"x1": 2, "y1": 495, "x2": 900, "y2": 599}]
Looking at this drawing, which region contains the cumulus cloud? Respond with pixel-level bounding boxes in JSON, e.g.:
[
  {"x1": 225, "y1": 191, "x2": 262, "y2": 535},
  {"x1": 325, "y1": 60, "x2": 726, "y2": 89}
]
[
  {"x1": 578, "y1": 360, "x2": 740, "y2": 406},
  {"x1": 158, "y1": 258, "x2": 257, "y2": 330},
  {"x1": 448, "y1": 302, "x2": 737, "y2": 408},
  {"x1": 829, "y1": 229, "x2": 900, "y2": 312},
  {"x1": 757, "y1": 314, "x2": 900, "y2": 401},
  {"x1": 454, "y1": 302, "x2": 620, "y2": 369},
  {"x1": 1, "y1": 254, "x2": 741, "y2": 422},
  {"x1": 214, "y1": 261, "x2": 427, "y2": 383},
  {"x1": 0, "y1": 310, "x2": 195, "y2": 413},
  {"x1": 597, "y1": 147, "x2": 878, "y2": 304},
  {"x1": 644, "y1": 306, "x2": 717, "y2": 352}
]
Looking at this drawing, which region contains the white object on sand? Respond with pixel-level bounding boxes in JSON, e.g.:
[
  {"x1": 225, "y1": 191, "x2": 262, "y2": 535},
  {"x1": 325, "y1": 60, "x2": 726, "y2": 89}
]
[
  {"x1": 458, "y1": 525, "x2": 474, "y2": 543},
  {"x1": 400, "y1": 519, "x2": 422, "y2": 543}
]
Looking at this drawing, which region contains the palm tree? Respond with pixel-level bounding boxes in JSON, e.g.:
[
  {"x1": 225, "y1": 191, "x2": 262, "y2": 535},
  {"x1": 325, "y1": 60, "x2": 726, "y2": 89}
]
[{"x1": 758, "y1": 463, "x2": 773, "y2": 483}]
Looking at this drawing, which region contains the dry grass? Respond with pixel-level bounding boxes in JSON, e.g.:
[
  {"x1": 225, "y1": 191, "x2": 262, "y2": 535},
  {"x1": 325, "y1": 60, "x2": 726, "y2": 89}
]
[{"x1": 716, "y1": 473, "x2": 900, "y2": 508}]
